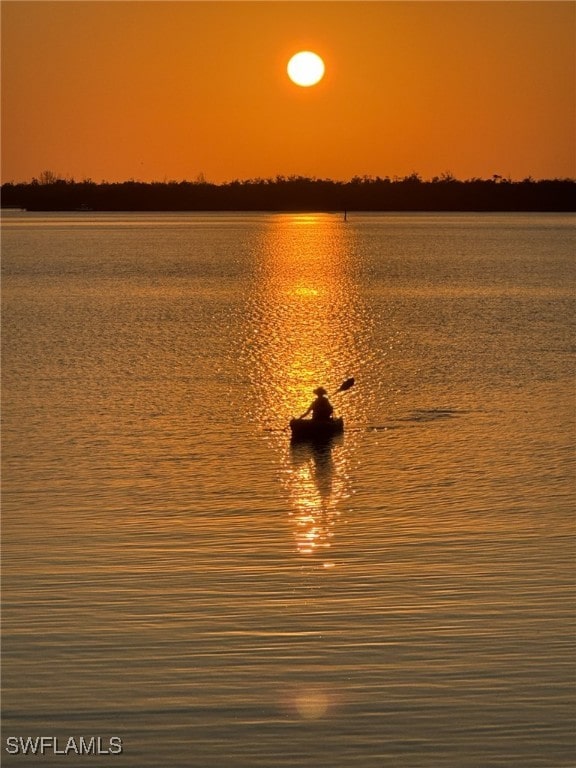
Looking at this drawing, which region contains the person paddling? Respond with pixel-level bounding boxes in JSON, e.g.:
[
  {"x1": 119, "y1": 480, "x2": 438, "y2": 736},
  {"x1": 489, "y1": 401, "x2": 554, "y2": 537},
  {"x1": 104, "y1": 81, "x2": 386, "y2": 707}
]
[{"x1": 299, "y1": 387, "x2": 334, "y2": 421}]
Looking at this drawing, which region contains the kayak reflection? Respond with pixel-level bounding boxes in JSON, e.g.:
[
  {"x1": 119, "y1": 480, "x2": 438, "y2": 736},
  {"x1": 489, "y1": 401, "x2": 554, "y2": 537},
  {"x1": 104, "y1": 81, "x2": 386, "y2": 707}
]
[{"x1": 286, "y1": 435, "x2": 347, "y2": 557}]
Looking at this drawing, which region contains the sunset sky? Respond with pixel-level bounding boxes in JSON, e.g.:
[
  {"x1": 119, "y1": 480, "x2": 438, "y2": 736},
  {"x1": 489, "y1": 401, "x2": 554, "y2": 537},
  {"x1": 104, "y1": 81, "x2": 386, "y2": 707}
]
[{"x1": 2, "y1": 1, "x2": 574, "y2": 184}]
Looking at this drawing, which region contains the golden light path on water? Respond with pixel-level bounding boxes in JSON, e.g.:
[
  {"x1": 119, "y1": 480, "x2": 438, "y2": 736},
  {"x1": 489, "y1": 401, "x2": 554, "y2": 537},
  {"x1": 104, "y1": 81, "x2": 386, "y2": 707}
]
[{"x1": 243, "y1": 214, "x2": 371, "y2": 560}]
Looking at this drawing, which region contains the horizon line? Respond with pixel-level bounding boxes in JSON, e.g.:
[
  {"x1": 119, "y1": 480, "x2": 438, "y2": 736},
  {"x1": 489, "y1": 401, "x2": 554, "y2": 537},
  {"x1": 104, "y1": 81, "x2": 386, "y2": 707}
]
[{"x1": 3, "y1": 173, "x2": 576, "y2": 186}]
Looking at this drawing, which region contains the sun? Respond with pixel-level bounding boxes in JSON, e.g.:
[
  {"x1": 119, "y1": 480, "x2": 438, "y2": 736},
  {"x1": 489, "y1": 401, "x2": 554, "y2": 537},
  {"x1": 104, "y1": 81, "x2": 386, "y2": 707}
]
[{"x1": 287, "y1": 51, "x2": 325, "y2": 87}]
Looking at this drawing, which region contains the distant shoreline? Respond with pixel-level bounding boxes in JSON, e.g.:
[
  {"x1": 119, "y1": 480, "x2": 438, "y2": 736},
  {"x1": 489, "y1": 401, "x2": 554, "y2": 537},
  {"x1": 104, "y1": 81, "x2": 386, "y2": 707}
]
[{"x1": 2, "y1": 175, "x2": 574, "y2": 213}]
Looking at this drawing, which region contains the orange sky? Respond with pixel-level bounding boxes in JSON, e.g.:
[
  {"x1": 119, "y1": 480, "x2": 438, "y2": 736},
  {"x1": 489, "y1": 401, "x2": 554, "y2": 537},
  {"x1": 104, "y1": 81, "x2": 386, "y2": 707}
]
[{"x1": 2, "y1": 1, "x2": 574, "y2": 183}]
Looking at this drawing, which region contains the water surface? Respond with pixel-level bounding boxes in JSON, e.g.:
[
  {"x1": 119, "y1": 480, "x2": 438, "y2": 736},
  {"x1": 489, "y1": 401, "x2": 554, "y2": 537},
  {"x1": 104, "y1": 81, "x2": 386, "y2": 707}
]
[{"x1": 2, "y1": 212, "x2": 574, "y2": 767}]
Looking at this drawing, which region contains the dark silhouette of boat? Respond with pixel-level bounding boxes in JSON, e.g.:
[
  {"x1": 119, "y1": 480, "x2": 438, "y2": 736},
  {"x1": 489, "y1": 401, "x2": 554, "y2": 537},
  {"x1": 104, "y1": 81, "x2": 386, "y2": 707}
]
[{"x1": 289, "y1": 417, "x2": 344, "y2": 442}]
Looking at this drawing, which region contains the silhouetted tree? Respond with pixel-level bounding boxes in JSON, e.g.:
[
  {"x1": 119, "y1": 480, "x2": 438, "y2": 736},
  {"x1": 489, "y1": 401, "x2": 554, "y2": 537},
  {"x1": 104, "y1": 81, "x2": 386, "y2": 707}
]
[{"x1": 2, "y1": 174, "x2": 574, "y2": 212}]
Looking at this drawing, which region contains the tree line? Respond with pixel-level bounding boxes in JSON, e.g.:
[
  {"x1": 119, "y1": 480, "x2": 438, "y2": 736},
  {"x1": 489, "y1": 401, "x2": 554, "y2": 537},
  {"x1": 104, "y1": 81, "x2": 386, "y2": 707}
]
[{"x1": 1, "y1": 173, "x2": 574, "y2": 212}]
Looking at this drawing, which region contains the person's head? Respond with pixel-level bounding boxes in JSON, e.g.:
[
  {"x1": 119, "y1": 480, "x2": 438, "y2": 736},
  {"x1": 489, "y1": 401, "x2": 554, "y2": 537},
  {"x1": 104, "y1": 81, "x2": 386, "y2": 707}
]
[{"x1": 313, "y1": 387, "x2": 327, "y2": 397}]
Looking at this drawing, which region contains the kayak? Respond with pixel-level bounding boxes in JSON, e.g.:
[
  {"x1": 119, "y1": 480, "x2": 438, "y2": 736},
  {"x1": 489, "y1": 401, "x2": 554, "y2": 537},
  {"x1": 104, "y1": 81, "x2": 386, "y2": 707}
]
[{"x1": 289, "y1": 417, "x2": 344, "y2": 441}]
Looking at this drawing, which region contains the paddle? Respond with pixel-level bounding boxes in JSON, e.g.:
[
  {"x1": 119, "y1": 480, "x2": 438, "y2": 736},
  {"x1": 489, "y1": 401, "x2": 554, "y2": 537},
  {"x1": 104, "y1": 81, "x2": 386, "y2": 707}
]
[{"x1": 333, "y1": 377, "x2": 355, "y2": 395}]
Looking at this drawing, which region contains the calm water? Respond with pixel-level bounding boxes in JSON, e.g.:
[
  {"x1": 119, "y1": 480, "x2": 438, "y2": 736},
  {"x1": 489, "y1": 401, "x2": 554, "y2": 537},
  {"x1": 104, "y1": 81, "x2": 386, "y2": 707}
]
[{"x1": 2, "y1": 212, "x2": 574, "y2": 767}]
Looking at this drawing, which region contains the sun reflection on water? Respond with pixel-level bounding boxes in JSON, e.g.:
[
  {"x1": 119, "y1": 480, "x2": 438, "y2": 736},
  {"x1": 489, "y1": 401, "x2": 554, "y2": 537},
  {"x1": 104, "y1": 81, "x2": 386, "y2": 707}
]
[
  {"x1": 287, "y1": 436, "x2": 347, "y2": 557},
  {"x1": 243, "y1": 214, "x2": 367, "y2": 558}
]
